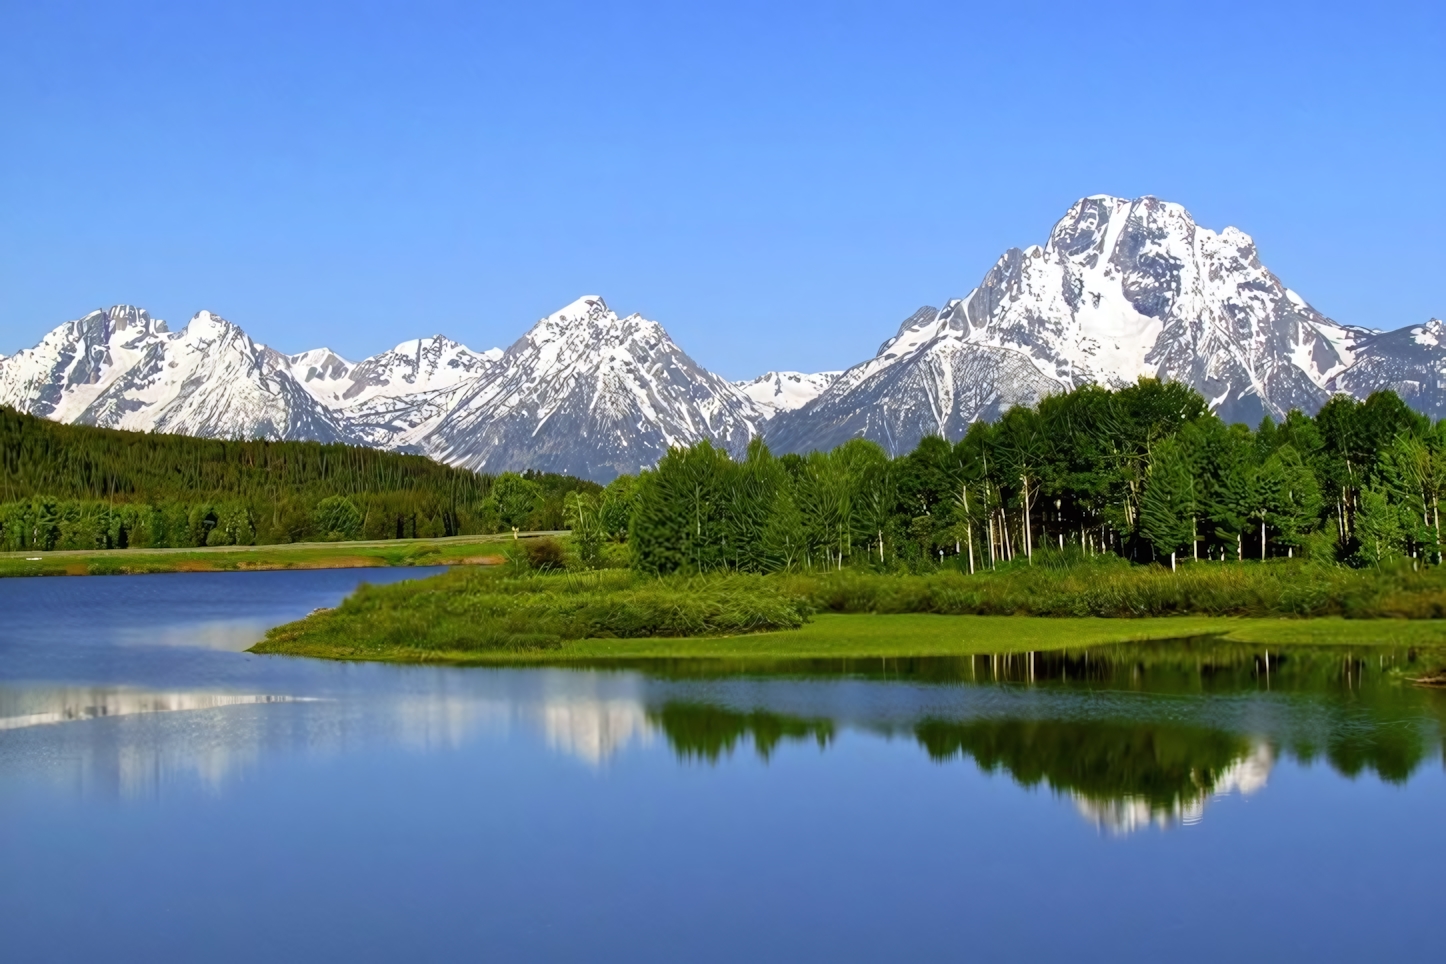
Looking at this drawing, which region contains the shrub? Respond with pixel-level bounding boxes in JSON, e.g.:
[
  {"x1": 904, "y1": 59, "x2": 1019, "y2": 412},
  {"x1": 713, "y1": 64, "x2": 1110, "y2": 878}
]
[{"x1": 523, "y1": 536, "x2": 567, "y2": 570}]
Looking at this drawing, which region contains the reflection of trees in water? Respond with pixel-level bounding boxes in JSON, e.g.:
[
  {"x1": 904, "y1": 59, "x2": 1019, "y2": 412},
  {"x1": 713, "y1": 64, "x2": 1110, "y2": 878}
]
[
  {"x1": 647, "y1": 703, "x2": 833, "y2": 763},
  {"x1": 642, "y1": 642, "x2": 1446, "y2": 695},
  {"x1": 916, "y1": 718, "x2": 1250, "y2": 808},
  {"x1": 642, "y1": 641, "x2": 1446, "y2": 782},
  {"x1": 648, "y1": 667, "x2": 1445, "y2": 831},
  {"x1": 916, "y1": 717, "x2": 1272, "y2": 832}
]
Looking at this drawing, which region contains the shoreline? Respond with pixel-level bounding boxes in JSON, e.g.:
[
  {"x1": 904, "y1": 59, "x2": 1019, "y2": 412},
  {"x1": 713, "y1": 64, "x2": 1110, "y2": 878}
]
[
  {"x1": 0, "y1": 532, "x2": 565, "y2": 578},
  {"x1": 247, "y1": 611, "x2": 1446, "y2": 666}
]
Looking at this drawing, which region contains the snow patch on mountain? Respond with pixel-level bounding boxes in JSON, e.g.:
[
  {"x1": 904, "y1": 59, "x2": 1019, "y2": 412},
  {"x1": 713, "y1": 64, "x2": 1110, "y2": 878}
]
[{"x1": 734, "y1": 370, "x2": 840, "y2": 418}]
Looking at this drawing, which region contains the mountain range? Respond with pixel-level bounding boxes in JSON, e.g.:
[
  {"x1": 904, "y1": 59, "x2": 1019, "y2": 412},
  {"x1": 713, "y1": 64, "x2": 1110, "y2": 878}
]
[{"x1": 2, "y1": 195, "x2": 1441, "y2": 480}]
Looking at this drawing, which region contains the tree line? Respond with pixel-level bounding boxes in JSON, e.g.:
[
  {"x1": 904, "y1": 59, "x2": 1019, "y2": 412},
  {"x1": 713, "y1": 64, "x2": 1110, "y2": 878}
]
[
  {"x1": 579, "y1": 379, "x2": 1445, "y2": 574},
  {"x1": 0, "y1": 407, "x2": 598, "y2": 550}
]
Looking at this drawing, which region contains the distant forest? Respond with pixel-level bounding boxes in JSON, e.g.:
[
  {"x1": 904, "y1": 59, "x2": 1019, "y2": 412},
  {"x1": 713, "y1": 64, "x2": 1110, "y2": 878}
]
[
  {"x1": 0, "y1": 408, "x2": 599, "y2": 551},
  {"x1": 596, "y1": 380, "x2": 1445, "y2": 573}
]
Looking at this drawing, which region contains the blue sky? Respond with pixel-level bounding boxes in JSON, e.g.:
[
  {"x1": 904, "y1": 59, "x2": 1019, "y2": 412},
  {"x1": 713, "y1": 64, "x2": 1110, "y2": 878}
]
[{"x1": 2, "y1": 0, "x2": 1441, "y2": 378}]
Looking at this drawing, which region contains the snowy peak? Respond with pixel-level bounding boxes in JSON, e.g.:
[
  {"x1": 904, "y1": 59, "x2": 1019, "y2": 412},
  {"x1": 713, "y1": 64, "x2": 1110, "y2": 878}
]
[
  {"x1": 512, "y1": 296, "x2": 667, "y2": 362},
  {"x1": 0, "y1": 305, "x2": 348, "y2": 441},
  {"x1": 942, "y1": 194, "x2": 1370, "y2": 424},
  {"x1": 300, "y1": 333, "x2": 498, "y2": 409},
  {"x1": 425, "y1": 298, "x2": 759, "y2": 481},
  {"x1": 289, "y1": 348, "x2": 353, "y2": 385},
  {"x1": 4, "y1": 198, "x2": 1441, "y2": 479},
  {"x1": 767, "y1": 194, "x2": 1427, "y2": 456},
  {"x1": 735, "y1": 370, "x2": 841, "y2": 418},
  {"x1": 0, "y1": 305, "x2": 173, "y2": 422}
]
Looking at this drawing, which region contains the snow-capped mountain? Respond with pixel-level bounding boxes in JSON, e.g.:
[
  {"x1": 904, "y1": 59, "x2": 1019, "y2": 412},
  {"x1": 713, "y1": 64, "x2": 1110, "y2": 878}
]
[
  {"x1": 765, "y1": 306, "x2": 1064, "y2": 455},
  {"x1": 0, "y1": 297, "x2": 759, "y2": 479},
  {"x1": 290, "y1": 336, "x2": 503, "y2": 449},
  {"x1": 768, "y1": 195, "x2": 1399, "y2": 455},
  {"x1": 424, "y1": 296, "x2": 760, "y2": 481},
  {"x1": 735, "y1": 370, "x2": 840, "y2": 418},
  {"x1": 0, "y1": 306, "x2": 346, "y2": 441},
  {"x1": 3, "y1": 195, "x2": 1442, "y2": 478},
  {"x1": 1328, "y1": 319, "x2": 1446, "y2": 419}
]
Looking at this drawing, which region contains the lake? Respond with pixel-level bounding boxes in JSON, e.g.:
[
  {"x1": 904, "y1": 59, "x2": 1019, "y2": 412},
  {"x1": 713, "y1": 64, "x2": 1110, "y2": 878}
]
[{"x1": 1, "y1": 570, "x2": 1443, "y2": 962}]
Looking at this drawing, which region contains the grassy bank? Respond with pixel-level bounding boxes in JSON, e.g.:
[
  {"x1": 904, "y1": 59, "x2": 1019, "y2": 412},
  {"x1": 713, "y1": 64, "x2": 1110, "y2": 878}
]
[
  {"x1": 0, "y1": 531, "x2": 566, "y2": 578},
  {"x1": 250, "y1": 557, "x2": 1446, "y2": 664}
]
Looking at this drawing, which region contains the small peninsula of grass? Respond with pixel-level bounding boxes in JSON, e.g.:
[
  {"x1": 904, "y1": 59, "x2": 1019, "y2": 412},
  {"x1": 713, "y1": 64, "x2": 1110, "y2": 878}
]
[{"x1": 251, "y1": 557, "x2": 1446, "y2": 665}]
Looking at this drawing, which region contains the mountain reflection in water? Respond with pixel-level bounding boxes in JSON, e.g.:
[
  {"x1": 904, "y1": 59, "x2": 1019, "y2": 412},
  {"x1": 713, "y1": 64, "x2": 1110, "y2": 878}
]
[{"x1": 0, "y1": 686, "x2": 315, "y2": 731}]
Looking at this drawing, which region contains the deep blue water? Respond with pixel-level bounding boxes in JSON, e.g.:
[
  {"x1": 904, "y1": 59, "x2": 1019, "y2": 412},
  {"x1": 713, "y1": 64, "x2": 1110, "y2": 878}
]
[{"x1": 1, "y1": 570, "x2": 1443, "y2": 963}]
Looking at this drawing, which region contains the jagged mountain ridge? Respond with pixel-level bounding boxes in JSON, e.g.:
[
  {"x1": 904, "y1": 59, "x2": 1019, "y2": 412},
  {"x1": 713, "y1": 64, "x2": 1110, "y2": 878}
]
[
  {"x1": 2, "y1": 194, "x2": 1441, "y2": 478},
  {"x1": 1327, "y1": 318, "x2": 1446, "y2": 419},
  {"x1": 0, "y1": 297, "x2": 767, "y2": 481},
  {"x1": 289, "y1": 336, "x2": 504, "y2": 449},
  {"x1": 0, "y1": 306, "x2": 348, "y2": 442}
]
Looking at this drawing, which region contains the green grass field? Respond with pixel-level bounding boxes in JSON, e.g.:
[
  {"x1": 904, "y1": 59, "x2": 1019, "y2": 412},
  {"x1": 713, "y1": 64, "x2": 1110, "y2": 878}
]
[{"x1": 0, "y1": 531, "x2": 566, "y2": 578}]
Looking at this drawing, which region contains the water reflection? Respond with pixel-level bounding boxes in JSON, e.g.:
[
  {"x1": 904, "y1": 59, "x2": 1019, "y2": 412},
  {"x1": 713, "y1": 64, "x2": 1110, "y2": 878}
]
[
  {"x1": 0, "y1": 685, "x2": 316, "y2": 731},
  {"x1": 627, "y1": 640, "x2": 1445, "y2": 833},
  {"x1": 916, "y1": 718, "x2": 1273, "y2": 833},
  {"x1": 4, "y1": 639, "x2": 1444, "y2": 826},
  {"x1": 3, "y1": 570, "x2": 1444, "y2": 836},
  {"x1": 1073, "y1": 743, "x2": 1274, "y2": 834},
  {"x1": 113, "y1": 620, "x2": 277, "y2": 651}
]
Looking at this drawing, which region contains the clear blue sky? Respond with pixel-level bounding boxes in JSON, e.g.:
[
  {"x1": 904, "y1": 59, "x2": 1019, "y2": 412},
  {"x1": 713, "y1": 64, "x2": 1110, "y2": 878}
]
[{"x1": 2, "y1": 0, "x2": 1441, "y2": 378}]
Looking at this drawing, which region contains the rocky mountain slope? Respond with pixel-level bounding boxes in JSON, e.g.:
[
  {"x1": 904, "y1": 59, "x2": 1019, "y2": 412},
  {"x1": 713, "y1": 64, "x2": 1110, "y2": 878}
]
[
  {"x1": 1326, "y1": 319, "x2": 1446, "y2": 420},
  {"x1": 289, "y1": 336, "x2": 503, "y2": 449}
]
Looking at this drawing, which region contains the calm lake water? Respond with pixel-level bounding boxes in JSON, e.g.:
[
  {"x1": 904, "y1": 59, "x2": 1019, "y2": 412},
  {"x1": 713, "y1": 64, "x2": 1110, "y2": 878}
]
[{"x1": 1, "y1": 570, "x2": 1443, "y2": 963}]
